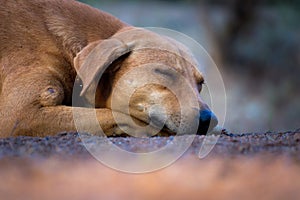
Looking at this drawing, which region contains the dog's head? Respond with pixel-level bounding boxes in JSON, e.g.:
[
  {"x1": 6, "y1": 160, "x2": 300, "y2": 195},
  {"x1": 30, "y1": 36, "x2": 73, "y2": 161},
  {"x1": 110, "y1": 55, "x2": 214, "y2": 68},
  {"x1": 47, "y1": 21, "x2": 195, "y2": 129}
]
[{"x1": 74, "y1": 27, "x2": 218, "y2": 136}]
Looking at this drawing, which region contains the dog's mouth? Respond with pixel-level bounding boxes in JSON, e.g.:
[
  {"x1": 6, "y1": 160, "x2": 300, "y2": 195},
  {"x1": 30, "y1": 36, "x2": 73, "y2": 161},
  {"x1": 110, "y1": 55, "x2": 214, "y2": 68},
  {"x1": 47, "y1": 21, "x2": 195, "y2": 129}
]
[{"x1": 145, "y1": 112, "x2": 218, "y2": 136}]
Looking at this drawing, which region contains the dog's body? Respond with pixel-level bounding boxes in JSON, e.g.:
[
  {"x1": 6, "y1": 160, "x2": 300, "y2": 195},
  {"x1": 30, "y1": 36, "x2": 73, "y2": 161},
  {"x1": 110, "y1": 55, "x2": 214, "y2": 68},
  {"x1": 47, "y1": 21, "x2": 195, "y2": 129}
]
[{"x1": 0, "y1": 0, "x2": 217, "y2": 137}]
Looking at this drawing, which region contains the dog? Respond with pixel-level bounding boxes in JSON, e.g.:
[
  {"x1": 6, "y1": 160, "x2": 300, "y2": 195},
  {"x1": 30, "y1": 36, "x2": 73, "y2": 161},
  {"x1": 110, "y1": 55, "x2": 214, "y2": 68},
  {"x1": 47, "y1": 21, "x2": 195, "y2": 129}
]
[{"x1": 0, "y1": 0, "x2": 218, "y2": 137}]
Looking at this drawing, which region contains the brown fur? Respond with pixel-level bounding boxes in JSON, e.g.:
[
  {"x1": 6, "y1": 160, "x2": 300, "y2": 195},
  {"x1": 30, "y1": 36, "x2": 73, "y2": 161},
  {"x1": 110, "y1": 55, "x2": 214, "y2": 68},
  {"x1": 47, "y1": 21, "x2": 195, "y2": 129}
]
[{"x1": 0, "y1": 0, "x2": 217, "y2": 137}]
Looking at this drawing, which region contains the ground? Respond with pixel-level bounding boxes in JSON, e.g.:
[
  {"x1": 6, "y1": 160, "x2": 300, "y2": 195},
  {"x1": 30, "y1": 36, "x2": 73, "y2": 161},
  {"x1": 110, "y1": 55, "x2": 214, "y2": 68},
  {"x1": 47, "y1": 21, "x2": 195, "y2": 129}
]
[{"x1": 0, "y1": 129, "x2": 300, "y2": 200}]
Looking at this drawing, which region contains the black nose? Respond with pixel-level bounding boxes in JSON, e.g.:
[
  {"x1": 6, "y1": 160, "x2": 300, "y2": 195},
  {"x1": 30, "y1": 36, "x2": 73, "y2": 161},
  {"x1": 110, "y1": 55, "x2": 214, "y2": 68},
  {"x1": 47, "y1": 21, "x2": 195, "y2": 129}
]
[{"x1": 197, "y1": 109, "x2": 218, "y2": 135}]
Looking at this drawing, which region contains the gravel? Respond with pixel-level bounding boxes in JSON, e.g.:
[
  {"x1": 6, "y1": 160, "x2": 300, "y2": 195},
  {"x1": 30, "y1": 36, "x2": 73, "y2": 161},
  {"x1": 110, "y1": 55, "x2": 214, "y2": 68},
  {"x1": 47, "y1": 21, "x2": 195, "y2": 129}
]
[{"x1": 0, "y1": 129, "x2": 299, "y2": 160}]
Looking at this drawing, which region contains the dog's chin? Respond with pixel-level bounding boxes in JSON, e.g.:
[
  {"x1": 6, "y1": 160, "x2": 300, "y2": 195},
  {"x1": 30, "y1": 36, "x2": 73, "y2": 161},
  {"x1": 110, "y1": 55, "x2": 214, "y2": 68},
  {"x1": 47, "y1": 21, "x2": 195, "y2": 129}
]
[{"x1": 149, "y1": 117, "x2": 176, "y2": 136}]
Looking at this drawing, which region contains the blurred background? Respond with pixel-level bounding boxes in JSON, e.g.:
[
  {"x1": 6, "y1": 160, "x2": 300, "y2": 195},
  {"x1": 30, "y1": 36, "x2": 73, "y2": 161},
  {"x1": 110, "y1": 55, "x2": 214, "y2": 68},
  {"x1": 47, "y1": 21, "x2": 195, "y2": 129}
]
[{"x1": 78, "y1": 0, "x2": 300, "y2": 133}]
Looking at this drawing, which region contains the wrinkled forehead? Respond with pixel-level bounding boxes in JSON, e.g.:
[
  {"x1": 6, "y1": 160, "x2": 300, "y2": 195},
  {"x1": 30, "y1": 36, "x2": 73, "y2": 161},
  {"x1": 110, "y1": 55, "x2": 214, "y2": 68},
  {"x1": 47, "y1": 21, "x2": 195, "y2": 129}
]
[
  {"x1": 112, "y1": 28, "x2": 204, "y2": 82},
  {"x1": 117, "y1": 48, "x2": 203, "y2": 84},
  {"x1": 114, "y1": 28, "x2": 198, "y2": 65}
]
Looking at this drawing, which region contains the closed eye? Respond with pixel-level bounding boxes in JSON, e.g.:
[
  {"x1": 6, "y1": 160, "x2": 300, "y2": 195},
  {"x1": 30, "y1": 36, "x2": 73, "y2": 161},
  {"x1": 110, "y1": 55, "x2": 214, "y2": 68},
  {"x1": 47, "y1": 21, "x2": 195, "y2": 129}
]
[{"x1": 154, "y1": 68, "x2": 176, "y2": 80}]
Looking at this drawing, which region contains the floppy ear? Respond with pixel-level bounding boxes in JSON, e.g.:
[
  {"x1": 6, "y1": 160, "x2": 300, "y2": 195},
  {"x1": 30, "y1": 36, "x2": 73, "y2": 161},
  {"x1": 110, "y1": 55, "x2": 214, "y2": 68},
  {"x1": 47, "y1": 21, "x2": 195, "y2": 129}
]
[{"x1": 74, "y1": 38, "x2": 134, "y2": 96}]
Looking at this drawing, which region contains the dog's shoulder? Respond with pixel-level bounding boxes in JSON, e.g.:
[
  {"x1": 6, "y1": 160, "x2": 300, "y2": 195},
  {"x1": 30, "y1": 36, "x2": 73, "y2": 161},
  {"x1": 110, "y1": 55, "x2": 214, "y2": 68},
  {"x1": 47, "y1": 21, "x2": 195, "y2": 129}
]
[{"x1": 0, "y1": 0, "x2": 126, "y2": 60}]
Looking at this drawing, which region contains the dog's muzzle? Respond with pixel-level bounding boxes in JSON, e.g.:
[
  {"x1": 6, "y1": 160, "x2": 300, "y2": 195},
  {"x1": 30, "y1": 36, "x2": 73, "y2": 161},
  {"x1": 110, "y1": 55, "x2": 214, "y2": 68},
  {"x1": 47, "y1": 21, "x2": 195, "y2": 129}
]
[{"x1": 148, "y1": 104, "x2": 218, "y2": 135}]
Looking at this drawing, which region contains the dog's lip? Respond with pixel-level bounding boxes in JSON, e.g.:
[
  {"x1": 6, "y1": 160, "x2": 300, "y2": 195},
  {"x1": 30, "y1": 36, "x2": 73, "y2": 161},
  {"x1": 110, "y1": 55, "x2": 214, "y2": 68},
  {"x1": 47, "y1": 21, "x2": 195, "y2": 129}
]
[
  {"x1": 115, "y1": 110, "x2": 175, "y2": 136},
  {"x1": 149, "y1": 115, "x2": 166, "y2": 129}
]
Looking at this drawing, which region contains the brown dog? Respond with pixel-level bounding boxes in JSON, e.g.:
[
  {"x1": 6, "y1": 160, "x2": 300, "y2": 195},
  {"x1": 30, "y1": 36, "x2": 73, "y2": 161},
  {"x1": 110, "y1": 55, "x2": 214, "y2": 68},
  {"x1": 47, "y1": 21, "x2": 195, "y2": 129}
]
[{"x1": 0, "y1": 0, "x2": 217, "y2": 137}]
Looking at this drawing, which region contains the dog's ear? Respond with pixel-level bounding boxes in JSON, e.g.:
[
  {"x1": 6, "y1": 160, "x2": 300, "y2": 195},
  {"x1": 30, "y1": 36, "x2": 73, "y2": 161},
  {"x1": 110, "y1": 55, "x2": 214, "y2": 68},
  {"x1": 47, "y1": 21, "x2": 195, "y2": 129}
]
[{"x1": 74, "y1": 38, "x2": 134, "y2": 96}]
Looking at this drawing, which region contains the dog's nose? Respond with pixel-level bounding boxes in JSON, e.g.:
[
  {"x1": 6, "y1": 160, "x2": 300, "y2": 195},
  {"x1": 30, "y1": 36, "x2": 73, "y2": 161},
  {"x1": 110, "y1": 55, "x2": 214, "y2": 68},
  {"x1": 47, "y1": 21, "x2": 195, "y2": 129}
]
[{"x1": 197, "y1": 109, "x2": 218, "y2": 134}]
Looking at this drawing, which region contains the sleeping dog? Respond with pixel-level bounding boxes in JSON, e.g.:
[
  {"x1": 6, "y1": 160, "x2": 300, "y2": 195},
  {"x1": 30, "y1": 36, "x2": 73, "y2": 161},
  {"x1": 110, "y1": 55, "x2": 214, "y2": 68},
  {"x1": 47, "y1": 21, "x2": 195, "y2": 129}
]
[{"x1": 0, "y1": 0, "x2": 217, "y2": 137}]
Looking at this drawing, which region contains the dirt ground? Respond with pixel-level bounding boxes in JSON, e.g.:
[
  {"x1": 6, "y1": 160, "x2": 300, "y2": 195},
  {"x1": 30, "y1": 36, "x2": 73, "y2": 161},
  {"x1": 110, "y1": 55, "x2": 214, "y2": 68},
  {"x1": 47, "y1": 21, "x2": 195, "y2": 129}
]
[{"x1": 0, "y1": 129, "x2": 300, "y2": 200}]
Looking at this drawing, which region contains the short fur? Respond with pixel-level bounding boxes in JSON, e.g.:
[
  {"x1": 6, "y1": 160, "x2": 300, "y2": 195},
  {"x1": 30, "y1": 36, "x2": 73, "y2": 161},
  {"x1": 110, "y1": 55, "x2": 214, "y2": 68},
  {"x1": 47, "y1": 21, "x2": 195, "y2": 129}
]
[{"x1": 0, "y1": 0, "x2": 217, "y2": 137}]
